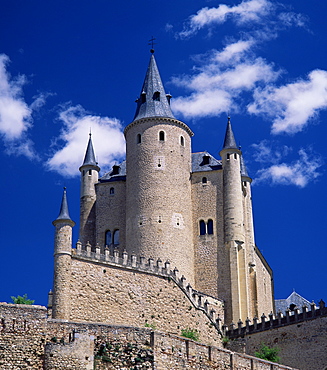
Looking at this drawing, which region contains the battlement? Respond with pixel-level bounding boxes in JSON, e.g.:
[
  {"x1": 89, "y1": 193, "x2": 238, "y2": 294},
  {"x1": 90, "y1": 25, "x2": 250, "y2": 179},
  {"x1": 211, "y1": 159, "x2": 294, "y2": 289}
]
[
  {"x1": 225, "y1": 300, "x2": 327, "y2": 339},
  {"x1": 72, "y1": 242, "x2": 224, "y2": 333}
]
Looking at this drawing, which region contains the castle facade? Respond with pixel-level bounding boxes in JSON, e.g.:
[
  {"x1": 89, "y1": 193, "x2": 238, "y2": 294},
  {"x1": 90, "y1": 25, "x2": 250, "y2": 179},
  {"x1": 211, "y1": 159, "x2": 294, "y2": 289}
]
[{"x1": 52, "y1": 51, "x2": 274, "y2": 326}]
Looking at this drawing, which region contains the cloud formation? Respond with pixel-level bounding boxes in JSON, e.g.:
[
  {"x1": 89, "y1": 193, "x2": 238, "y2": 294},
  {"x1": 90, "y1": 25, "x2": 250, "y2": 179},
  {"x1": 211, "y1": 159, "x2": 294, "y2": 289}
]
[
  {"x1": 170, "y1": 0, "x2": 326, "y2": 137},
  {"x1": 171, "y1": 44, "x2": 279, "y2": 119},
  {"x1": 179, "y1": 0, "x2": 273, "y2": 38},
  {"x1": 47, "y1": 105, "x2": 126, "y2": 177},
  {"x1": 0, "y1": 54, "x2": 46, "y2": 159},
  {"x1": 251, "y1": 141, "x2": 322, "y2": 187},
  {"x1": 0, "y1": 54, "x2": 32, "y2": 140},
  {"x1": 248, "y1": 70, "x2": 327, "y2": 134}
]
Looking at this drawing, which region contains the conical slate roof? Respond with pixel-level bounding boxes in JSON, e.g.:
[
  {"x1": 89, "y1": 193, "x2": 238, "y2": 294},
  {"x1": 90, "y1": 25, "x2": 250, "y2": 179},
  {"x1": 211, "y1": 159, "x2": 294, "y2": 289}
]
[
  {"x1": 240, "y1": 153, "x2": 250, "y2": 178},
  {"x1": 133, "y1": 53, "x2": 175, "y2": 121},
  {"x1": 222, "y1": 117, "x2": 237, "y2": 150},
  {"x1": 55, "y1": 188, "x2": 73, "y2": 222},
  {"x1": 82, "y1": 133, "x2": 97, "y2": 167}
]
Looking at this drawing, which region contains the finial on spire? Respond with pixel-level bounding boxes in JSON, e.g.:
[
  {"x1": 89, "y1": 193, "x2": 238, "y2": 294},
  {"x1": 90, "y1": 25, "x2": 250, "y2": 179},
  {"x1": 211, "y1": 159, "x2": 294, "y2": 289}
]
[{"x1": 149, "y1": 36, "x2": 156, "y2": 54}]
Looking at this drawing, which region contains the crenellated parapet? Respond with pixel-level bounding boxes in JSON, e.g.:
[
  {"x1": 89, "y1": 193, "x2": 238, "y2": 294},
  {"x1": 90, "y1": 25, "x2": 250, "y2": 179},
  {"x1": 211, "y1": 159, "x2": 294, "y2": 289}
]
[
  {"x1": 73, "y1": 241, "x2": 224, "y2": 334},
  {"x1": 224, "y1": 299, "x2": 327, "y2": 338}
]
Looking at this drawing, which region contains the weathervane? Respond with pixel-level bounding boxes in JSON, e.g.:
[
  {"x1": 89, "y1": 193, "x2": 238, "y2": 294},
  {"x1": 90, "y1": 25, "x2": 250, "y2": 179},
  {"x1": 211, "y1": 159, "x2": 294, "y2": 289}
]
[{"x1": 148, "y1": 36, "x2": 156, "y2": 53}]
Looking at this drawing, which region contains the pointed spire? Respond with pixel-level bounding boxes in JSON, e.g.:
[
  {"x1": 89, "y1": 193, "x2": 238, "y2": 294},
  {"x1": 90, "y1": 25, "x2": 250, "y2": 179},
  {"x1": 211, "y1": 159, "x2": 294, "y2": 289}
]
[
  {"x1": 222, "y1": 116, "x2": 237, "y2": 150},
  {"x1": 82, "y1": 133, "x2": 97, "y2": 167},
  {"x1": 240, "y1": 153, "x2": 249, "y2": 178},
  {"x1": 133, "y1": 53, "x2": 175, "y2": 121},
  {"x1": 55, "y1": 187, "x2": 73, "y2": 222}
]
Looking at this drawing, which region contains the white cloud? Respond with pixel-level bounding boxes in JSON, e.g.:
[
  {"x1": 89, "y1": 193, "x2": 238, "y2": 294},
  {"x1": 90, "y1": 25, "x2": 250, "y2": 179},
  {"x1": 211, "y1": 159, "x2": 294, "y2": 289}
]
[
  {"x1": 171, "y1": 49, "x2": 279, "y2": 118},
  {"x1": 0, "y1": 54, "x2": 49, "y2": 159},
  {"x1": 251, "y1": 140, "x2": 292, "y2": 164},
  {"x1": 253, "y1": 148, "x2": 322, "y2": 187},
  {"x1": 179, "y1": 0, "x2": 273, "y2": 38},
  {"x1": 47, "y1": 105, "x2": 126, "y2": 177},
  {"x1": 172, "y1": 1, "x2": 312, "y2": 128},
  {"x1": 213, "y1": 39, "x2": 254, "y2": 64},
  {"x1": 172, "y1": 89, "x2": 232, "y2": 119},
  {"x1": 0, "y1": 54, "x2": 32, "y2": 140},
  {"x1": 248, "y1": 69, "x2": 327, "y2": 134}
]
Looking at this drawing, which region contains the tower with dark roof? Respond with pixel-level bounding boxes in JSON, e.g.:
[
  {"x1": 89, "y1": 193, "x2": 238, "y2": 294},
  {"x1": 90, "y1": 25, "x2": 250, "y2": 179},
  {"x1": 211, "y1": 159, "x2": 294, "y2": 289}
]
[
  {"x1": 52, "y1": 188, "x2": 75, "y2": 320},
  {"x1": 79, "y1": 133, "x2": 100, "y2": 246},
  {"x1": 124, "y1": 51, "x2": 196, "y2": 283}
]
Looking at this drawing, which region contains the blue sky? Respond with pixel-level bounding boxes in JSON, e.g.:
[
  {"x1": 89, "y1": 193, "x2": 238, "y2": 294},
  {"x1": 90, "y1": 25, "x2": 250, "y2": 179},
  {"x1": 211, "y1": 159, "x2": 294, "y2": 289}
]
[{"x1": 0, "y1": 0, "x2": 326, "y2": 309}]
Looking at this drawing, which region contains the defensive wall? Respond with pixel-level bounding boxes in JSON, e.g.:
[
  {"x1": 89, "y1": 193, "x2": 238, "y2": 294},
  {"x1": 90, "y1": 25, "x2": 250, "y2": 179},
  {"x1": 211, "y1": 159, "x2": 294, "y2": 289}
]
[
  {"x1": 224, "y1": 301, "x2": 327, "y2": 370},
  {"x1": 0, "y1": 303, "x2": 297, "y2": 369},
  {"x1": 65, "y1": 244, "x2": 223, "y2": 346}
]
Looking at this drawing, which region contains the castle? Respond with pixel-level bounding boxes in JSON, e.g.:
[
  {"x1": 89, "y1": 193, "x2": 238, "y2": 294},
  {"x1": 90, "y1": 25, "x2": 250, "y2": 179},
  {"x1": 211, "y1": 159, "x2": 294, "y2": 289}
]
[
  {"x1": 1, "y1": 51, "x2": 326, "y2": 370},
  {"x1": 53, "y1": 50, "x2": 274, "y2": 326}
]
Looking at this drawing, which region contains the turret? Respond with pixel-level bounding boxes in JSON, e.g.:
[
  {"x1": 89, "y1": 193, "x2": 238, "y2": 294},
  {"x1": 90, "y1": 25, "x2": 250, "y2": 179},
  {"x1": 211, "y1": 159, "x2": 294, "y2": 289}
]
[
  {"x1": 79, "y1": 133, "x2": 100, "y2": 246},
  {"x1": 52, "y1": 188, "x2": 75, "y2": 320},
  {"x1": 220, "y1": 117, "x2": 244, "y2": 243},
  {"x1": 124, "y1": 51, "x2": 195, "y2": 284},
  {"x1": 220, "y1": 117, "x2": 248, "y2": 324}
]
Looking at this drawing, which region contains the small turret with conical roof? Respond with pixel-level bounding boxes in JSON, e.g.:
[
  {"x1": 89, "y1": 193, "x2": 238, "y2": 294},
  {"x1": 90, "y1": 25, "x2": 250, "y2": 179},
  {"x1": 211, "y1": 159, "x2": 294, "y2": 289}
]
[
  {"x1": 79, "y1": 133, "x2": 99, "y2": 246},
  {"x1": 54, "y1": 187, "x2": 74, "y2": 223},
  {"x1": 52, "y1": 188, "x2": 75, "y2": 320}
]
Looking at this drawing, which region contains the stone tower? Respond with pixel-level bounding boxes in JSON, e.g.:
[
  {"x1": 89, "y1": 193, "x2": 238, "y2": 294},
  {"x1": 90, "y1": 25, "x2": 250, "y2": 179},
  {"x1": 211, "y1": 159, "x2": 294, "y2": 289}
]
[
  {"x1": 220, "y1": 118, "x2": 249, "y2": 324},
  {"x1": 79, "y1": 133, "x2": 100, "y2": 247},
  {"x1": 124, "y1": 51, "x2": 195, "y2": 284},
  {"x1": 52, "y1": 188, "x2": 75, "y2": 320}
]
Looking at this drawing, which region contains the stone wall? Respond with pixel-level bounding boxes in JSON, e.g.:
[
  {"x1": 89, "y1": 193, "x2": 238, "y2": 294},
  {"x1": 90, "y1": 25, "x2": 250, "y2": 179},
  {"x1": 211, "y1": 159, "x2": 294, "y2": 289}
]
[
  {"x1": 95, "y1": 180, "x2": 127, "y2": 252},
  {"x1": 68, "y1": 252, "x2": 223, "y2": 346},
  {"x1": 191, "y1": 170, "x2": 224, "y2": 298},
  {"x1": 244, "y1": 315, "x2": 327, "y2": 370},
  {"x1": 0, "y1": 304, "x2": 298, "y2": 369},
  {"x1": 151, "y1": 331, "x2": 295, "y2": 370},
  {"x1": 0, "y1": 303, "x2": 47, "y2": 369}
]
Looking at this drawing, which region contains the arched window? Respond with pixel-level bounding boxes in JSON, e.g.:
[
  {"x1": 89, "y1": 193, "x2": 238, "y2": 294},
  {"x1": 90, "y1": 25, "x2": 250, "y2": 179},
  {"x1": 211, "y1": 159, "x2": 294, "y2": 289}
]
[
  {"x1": 207, "y1": 219, "x2": 214, "y2": 235},
  {"x1": 113, "y1": 229, "x2": 120, "y2": 246},
  {"x1": 199, "y1": 220, "x2": 206, "y2": 235},
  {"x1": 180, "y1": 136, "x2": 184, "y2": 146},
  {"x1": 227, "y1": 153, "x2": 230, "y2": 160},
  {"x1": 110, "y1": 187, "x2": 114, "y2": 195},
  {"x1": 105, "y1": 230, "x2": 112, "y2": 246},
  {"x1": 137, "y1": 134, "x2": 141, "y2": 144},
  {"x1": 202, "y1": 177, "x2": 207, "y2": 184},
  {"x1": 88, "y1": 169, "x2": 92, "y2": 175},
  {"x1": 234, "y1": 153, "x2": 237, "y2": 159},
  {"x1": 159, "y1": 131, "x2": 165, "y2": 141},
  {"x1": 153, "y1": 91, "x2": 160, "y2": 101},
  {"x1": 141, "y1": 92, "x2": 146, "y2": 103}
]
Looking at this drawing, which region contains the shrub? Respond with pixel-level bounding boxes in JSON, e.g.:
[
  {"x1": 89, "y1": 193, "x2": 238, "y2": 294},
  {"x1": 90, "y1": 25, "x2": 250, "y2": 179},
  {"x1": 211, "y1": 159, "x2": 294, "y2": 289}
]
[
  {"x1": 255, "y1": 344, "x2": 280, "y2": 363},
  {"x1": 11, "y1": 294, "x2": 35, "y2": 305},
  {"x1": 181, "y1": 328, "x2": 199, "y2": 341}
]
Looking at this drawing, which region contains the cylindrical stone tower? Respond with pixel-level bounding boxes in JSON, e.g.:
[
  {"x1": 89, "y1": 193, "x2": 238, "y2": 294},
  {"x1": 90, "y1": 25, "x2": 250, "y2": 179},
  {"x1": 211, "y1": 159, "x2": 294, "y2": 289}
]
[
  {"x1": 220, "y1": 117, "x2": 248, "y2": 324},
  {"x1": 52, "y1": 188, "x2": 75, "y2": 320},
  {"x1": 79, "y1": 133, "x2": 100, "y2": 247},
  {"x1": 124, "y1": 52, "x2": 195, "y2": 283}
]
